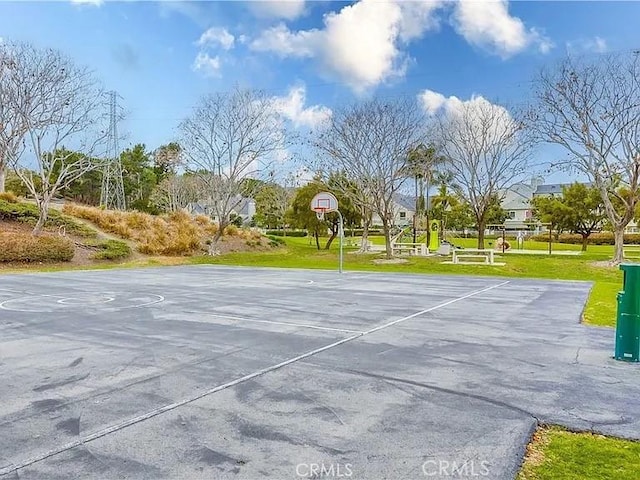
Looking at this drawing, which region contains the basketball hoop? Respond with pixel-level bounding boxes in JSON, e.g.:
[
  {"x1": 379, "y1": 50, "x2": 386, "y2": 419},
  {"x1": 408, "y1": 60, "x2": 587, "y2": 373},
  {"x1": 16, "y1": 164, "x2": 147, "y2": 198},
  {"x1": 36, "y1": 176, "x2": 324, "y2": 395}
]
[
  {"x1": 310, "y1": 191, "x2": 344, "y2": 274},
  {"x1": 310, "y1": 192, "x2": 338, "y2": 218}
]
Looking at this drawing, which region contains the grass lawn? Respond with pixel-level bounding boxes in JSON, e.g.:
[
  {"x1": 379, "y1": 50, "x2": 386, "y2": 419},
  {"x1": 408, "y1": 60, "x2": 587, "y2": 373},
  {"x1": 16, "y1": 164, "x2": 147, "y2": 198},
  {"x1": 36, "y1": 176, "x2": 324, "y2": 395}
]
[
  {"x1": 189, "y1": 235, "x2": 624, "y2": 327},
  {"x1": 518, "y1": 426, "x2": 640, "y2": 480}
]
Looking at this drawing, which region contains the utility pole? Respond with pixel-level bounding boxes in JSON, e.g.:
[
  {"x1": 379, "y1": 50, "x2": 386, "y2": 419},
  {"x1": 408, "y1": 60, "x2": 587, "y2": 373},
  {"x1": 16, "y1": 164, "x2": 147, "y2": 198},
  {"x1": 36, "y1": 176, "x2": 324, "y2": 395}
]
[{"x1": 100, "y1": 90, "x2": 126, "y2": 210}]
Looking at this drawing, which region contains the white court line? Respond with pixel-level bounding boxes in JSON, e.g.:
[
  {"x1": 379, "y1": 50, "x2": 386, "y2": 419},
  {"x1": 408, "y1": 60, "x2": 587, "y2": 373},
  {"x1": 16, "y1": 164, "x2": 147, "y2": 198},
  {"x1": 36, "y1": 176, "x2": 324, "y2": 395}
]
[
  {"x1": 189, "y1": 312, "x2": 363, "y2": 334},
  {"x1": 0, "y1": 280, "x2": 508, "y2": 477}
]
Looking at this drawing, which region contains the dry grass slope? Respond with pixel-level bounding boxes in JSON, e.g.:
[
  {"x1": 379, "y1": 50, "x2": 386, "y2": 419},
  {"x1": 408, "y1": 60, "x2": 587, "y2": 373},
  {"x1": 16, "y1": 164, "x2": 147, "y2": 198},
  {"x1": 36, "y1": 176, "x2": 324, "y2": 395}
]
[{"x1": 62, "y1": 204, "x2": 262, "y2": 255}]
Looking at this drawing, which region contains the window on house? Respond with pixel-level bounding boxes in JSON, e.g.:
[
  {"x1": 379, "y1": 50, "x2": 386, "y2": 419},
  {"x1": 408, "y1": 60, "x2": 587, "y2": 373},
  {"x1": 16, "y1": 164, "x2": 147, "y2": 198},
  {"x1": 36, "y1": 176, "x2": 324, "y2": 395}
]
[
  {"x1": 399, "y1": 211, "x2": 406, "y2": 219},
  {"x1": 508, "y1": 211, "x2": 516, "y2": 219}
]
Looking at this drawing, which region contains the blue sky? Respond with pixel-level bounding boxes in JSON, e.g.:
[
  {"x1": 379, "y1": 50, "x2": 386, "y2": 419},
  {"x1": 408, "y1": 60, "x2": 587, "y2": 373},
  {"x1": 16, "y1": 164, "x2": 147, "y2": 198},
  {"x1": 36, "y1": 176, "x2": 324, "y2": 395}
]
[{"x1": 1, "y1": 1, "x2": 639, "y2": 182}]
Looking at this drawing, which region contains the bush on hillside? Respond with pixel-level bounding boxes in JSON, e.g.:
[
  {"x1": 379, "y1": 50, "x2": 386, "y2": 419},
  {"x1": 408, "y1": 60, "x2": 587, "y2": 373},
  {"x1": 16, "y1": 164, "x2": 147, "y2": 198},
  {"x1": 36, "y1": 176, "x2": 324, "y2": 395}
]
[
  {"x1": 0, "y1": 199, "x2": 96, "y2": 237},
  {"x1": 90, "y1": 239, "x2": 132, "y2": 260},
  {"x1": 0, "y1": 191, "x2": 18, "y2": 203},
  {"x1": 0, "y1": 232, "x2": 74, "y2": 263}
]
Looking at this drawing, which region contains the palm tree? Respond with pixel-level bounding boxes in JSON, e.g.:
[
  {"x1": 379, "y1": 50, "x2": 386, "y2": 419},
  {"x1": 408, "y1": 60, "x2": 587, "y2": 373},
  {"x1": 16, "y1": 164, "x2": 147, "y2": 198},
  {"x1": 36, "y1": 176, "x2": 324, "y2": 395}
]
[{"x1": 405, "y1": 144, "x2": 444, "y2": 243}]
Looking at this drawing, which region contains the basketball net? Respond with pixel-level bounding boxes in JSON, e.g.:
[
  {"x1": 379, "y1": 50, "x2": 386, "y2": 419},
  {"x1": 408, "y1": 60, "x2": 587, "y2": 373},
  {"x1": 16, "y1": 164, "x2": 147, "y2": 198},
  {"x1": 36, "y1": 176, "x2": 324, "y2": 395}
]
[{"x1": 314, "y1": 208, "x2": 326, "y2": 221}]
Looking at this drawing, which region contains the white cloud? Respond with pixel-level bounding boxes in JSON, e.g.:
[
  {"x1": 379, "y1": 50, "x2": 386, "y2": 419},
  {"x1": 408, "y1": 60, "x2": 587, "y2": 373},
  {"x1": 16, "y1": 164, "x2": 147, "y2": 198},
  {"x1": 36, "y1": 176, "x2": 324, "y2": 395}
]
[
  {"x1": 271, "y1": 86, "x2": 332, "y2": 129},
  {"x1": 452, "y1": 0, "x2": 552, "y2": 57},
  {"x1": 251, "y1": 24, "x2": 319, "y2": 58},
  {"x1": 418, "y1": 89, "x2": 516, "y2": 144},
  {"x1": 248, "y1": 0, "x2": 307, "y2": 20},
  {"x1": 251, "y1": 0, "x2": 444, "y2": 93},
  {"x1": 192, "y1": 52, "x2": 221, "y2": 77},
  {"x1": 566, "y1": 36, "x2": 608, "y2": 55},
  {"x1": 197, "y1": 27, "x2": 235, "y2": 51},
  {"x1": 70, "y1": 0, "x2": 103, "y2": 5}
]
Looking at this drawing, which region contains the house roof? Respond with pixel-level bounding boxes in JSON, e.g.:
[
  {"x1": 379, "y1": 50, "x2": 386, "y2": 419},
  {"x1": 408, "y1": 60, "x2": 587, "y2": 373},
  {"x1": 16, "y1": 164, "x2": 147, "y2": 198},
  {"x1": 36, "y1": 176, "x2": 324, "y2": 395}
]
[{"x1": 534, "y1": 184, "x2": 566, "y2": 196}]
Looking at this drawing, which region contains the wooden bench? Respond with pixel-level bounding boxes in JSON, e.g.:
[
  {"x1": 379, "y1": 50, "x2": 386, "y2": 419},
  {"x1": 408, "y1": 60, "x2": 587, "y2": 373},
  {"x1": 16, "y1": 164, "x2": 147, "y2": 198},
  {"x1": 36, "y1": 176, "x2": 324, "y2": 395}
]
[{"x1": 452, "y1": 248, "x2": 495, "y2": 265}]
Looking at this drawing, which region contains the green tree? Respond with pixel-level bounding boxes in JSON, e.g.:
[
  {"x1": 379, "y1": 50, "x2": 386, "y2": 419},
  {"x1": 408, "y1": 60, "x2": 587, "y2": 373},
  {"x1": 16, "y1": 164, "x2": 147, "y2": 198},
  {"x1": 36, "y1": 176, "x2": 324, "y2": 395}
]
[
  {"x1": 286, "y1": 178, "x2": 361, "y2": 250},
  {"x1": 531, "y1": 195, "x2": 569, "y2": 240},
  {"x1": 532, "y1": 183, "x2": 605, "y2": 251},
  {"x1": 562, "y1": 183, "x2": 605, "y2": 251},
  {"x1": 254, "y1": 183, "x2": 291, "y2": 229},
  {"x1": 121, "y1": 144, "x2": 158, "y2": 212},
  {"x1": 287, "y1": 179, "x2": 327, "y2": 250}
]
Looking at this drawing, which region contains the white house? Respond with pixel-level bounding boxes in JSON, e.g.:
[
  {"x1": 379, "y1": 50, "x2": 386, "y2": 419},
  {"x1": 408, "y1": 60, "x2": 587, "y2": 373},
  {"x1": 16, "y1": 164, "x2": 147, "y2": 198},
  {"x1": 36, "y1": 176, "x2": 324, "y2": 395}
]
[{"x1": 371, "y1": 193, "x2": 418, "y2": 228}]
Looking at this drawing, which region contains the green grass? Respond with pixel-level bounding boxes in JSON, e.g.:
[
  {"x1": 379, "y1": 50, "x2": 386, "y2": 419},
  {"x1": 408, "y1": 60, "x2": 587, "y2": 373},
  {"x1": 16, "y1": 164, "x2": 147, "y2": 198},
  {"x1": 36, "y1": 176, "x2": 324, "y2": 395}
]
[
  {"x1": 88, "y1": 239, "x2": 132, "y2": 261},
  {"x1": 187, "y1": 235, "x2": 624, "y2": 327},
  {"x1": 518, "y1": 426, "x2": 640, "y2": 480}
]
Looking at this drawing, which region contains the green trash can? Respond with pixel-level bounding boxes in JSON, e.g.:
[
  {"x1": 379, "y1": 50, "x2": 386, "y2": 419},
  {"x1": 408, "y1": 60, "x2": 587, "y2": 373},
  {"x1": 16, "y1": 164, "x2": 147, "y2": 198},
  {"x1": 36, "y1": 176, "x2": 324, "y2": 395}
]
[{"x1": 615, "y1": 264, "x2": 640, "y2": 362}]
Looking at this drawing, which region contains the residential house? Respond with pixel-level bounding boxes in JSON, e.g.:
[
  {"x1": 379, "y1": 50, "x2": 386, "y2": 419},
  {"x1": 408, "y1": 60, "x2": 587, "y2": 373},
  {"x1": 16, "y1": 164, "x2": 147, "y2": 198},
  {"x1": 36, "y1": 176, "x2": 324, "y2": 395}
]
[
  {"x1": 371, "y1": 193, "x2": 418, "y2": 228},
  {"x1": 185, "y1": 196, "x2": 256, "y2": 225},
  {"x1": 501, "y1": 179, "x2": 540, "y2": 231}
]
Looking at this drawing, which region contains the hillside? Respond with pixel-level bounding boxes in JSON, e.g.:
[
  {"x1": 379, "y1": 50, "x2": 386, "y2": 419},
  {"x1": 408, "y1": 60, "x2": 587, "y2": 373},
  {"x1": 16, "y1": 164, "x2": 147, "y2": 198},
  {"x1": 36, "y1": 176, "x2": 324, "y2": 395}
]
[{"x1": 0, "y1": 193, "x2": 275, "y2": 267}]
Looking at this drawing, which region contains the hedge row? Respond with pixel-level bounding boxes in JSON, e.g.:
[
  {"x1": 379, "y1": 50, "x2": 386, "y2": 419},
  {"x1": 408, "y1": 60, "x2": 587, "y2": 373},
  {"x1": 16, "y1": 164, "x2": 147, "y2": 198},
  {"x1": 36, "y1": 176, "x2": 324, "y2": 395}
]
[
  {"x1": 529, "y1": 232, "x2": 640, "y2": 245},
  {"x1": 265, "y1": 230, "x2": 307, "y2": 237},
  {"x1": 0, "y1": 232, "x2": 75, "y2": 262}
]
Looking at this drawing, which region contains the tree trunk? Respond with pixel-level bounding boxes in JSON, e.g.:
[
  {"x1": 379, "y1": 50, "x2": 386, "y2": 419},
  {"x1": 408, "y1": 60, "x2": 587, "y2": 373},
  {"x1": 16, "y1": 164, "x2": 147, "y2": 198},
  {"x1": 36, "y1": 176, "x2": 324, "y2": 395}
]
[
  {"x1": 382, "y1": 217, "x2": 393, "y2": 259},
  {"x1": 0, "y1": 167, "x2": 5, "y2": 193},
  {"x1": 314, "y1": 228, "x2": 320, "y2": 250},
  {"x1": 581, "y1": 234, "x2": 589, "y2": 252},
  {"x1": 325, "y1": 223, "x2": 338, "y2": 250},
  {"x1": 477, "y1": 220, "x2": 486, "y2": 249},
  {"x1": 613, "y1": 227, "x2": 625, "y2": 264},
  {"x1": 32, "y1": 198, "x2": 50, "y2": 236},
  {"x1": 209, "y1": 221, "x2": 226, "y2": 254},
  {"x1": 360, "y1": 219, "x2": 370, "y2": 252}
]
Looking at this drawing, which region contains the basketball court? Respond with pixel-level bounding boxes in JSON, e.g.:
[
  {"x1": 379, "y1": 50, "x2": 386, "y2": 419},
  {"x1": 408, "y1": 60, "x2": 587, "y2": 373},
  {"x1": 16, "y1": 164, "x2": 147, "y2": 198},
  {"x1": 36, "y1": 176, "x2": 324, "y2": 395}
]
[{"x1": 0, "y1": 266, "x2": 638, "y2": 479}]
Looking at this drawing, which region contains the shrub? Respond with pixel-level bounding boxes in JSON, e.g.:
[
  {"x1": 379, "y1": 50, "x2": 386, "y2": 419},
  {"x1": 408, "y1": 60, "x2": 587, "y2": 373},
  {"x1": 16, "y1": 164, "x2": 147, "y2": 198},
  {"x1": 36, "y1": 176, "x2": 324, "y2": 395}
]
[
  {"x1": 91, "y1": 239, "x2": 132, "y2": 260},
  {"x1": 0, "y1": 191, "x2": 18, "y2": 203},
  {"x1": 0, "y1": 199, "x2": 96, "y2": 237},
  {"x1": 0, "y1": 232, "x2": 74, "y2": 262},
  {"x1": 267, "y1": 235, "x2": 285, "y2": 246}
]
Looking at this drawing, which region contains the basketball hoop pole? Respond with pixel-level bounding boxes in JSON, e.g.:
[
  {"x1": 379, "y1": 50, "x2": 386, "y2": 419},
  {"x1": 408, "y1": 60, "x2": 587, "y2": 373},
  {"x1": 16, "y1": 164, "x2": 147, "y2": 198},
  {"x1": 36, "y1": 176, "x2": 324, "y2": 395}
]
[
  {"x1": 336, "y1": 209, "x2": 344, "y2": 274},
  {"x1": 310, "y1": 191, "x2": 343, "y2": 274}
]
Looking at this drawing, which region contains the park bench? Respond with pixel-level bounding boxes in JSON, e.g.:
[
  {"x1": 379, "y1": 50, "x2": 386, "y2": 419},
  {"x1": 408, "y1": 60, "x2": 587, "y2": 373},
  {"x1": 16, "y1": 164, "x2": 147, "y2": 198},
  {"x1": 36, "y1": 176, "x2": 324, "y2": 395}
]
[
  {"x1": 452, "y1": 248, "x2": 495, "y2": 265},
  {"x1": 392, "y1": 242, "x2": 428, "y2": 256}
]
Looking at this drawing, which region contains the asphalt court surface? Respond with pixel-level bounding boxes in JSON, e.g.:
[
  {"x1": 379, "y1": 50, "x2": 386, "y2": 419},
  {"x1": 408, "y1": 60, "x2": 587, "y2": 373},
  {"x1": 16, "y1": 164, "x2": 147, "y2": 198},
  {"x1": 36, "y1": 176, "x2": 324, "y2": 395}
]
[{"x1": 0, "y1": 266, "x2": 638, "y2": 480}]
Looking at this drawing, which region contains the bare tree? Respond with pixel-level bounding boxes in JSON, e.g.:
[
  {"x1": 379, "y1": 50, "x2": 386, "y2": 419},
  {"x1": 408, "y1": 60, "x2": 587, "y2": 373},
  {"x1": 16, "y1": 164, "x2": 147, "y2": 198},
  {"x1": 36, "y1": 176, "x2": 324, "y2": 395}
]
[
  {"x1": 0, "y1": 41, "x2": 30, "y2": 193},
  {"x1": 316, "y1": 97, "x2": 426, "y2": 258},
  {"x1": 432, "y1": 97, "x2": 532, "y2": 248},
  {"x1": 2, "y1": 44, "x2": 108, "y2": 234},
  {"x1": 180, "y1": 87, "x2": 286, "y2": 252},
  {"x1": 533, "y1": 53, "x2": 640, "y2": 264},
  {"x1": 151, "y1": 174, "x2": 201, "y2": 213}
]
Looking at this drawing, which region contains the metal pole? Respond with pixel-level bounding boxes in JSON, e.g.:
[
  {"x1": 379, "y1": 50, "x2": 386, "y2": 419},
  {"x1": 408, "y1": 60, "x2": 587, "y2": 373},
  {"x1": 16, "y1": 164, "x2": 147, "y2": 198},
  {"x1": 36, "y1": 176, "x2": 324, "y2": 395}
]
[
  {"x1": 337, "y1": 210, "x2": 344, "y2": 274},
  {"x1": 548, "y1": 227, "x2": 552, "y2": 255}
]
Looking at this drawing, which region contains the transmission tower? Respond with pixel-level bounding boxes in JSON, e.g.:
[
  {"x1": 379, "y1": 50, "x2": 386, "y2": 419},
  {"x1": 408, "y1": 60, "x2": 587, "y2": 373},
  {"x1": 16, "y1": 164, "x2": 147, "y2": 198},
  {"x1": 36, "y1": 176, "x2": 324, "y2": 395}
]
[{"x1": 100, "y1": 91, "x2": 126, "y2": 210}]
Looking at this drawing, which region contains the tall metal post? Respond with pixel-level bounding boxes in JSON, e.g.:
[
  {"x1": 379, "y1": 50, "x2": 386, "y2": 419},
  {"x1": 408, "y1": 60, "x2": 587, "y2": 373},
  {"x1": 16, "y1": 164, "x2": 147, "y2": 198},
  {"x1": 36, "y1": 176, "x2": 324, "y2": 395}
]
[
  {"x1": 337, "y1": 210, "x2": 344, "y2": 274},
  {"x1": 100, "y1": 91, "x2": 126, "y2": 210}
]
